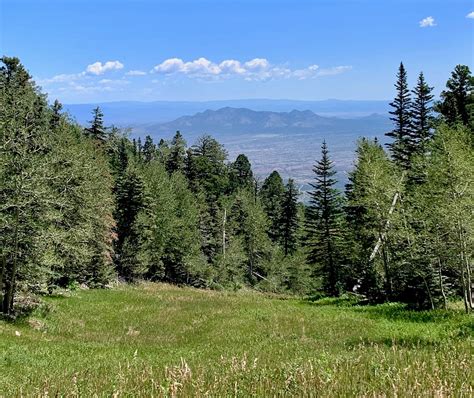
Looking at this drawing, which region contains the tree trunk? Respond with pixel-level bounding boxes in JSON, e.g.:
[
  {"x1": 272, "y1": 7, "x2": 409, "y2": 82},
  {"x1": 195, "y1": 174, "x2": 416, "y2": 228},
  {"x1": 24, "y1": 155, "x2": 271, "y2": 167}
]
[
  {"x1": 0, "y1": 256, "x2": 6, "y2": 310},
  {"x1": 3, "y1": 205, "x2": 20, "y2": 315},
  {"x1": 437, "y1": 257, "x2": 448, "y2": 310},
  {"x1": 222, "y1": 208, "x2": 226, "y2": 258}
]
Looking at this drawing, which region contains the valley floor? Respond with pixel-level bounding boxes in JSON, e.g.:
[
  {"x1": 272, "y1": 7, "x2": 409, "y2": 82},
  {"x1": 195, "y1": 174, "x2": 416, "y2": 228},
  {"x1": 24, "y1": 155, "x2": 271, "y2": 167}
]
[{"x1": 1, "y1": 283, "x2": 473, "y2": 397}]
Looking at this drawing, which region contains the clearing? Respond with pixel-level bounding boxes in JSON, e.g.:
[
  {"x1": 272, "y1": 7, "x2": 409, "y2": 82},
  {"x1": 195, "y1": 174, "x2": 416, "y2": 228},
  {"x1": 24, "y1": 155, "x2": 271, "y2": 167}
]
[{"x1": 1, "y1": 283, "x2": 472, "y2": 396}]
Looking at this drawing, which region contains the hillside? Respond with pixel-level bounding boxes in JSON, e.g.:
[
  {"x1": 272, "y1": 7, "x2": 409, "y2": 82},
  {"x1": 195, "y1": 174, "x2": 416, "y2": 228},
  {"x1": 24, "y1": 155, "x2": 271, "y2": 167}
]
[{"x1": 1, "y1": 283, "x2": 472, "y2": 396}]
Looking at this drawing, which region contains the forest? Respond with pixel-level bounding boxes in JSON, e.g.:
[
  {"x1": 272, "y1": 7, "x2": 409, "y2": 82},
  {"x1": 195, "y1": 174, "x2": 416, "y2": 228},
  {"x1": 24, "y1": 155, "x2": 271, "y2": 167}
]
[{"x1": 1, "y1": 56, "x2": 473, "y2": 317}]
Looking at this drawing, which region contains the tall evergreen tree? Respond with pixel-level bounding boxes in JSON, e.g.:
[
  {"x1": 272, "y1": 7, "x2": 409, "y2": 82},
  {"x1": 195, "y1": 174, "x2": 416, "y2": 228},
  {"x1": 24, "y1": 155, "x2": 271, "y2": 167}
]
[
  {"x1": 260, "y1": 171, "x2": 285, "y2": 242},
  {"x1": 305, "y1": 141, "x2": 343, "y2": 296},
  {"x1": 50, "y1": 99, "x2": 63, "y2": 130},
  {"x1": 280, "y1": 179, "x2": 299, "y2": 256},
  {"x1": 229, "y1": 154, "x2": 253, "y2": 191},
  {"x1": 190, "y1": 135, "x2": 228, "y2": 198},
  {"x1": 114, "y1": 166, "x2": 145, "y2": 280},
  {"x1": 142, "y1": 135, "x2": 156, "y2": 163},
  {"x1": 435, "y1": 64, "x2": 473, "y2": 128},
  {"x1": 0, "y1": 57, "x2": 49, "y2": 314},
  {"x1": 85, "y1": 106, "x2": 107, "y2": 142},
  {"x1": 386, "y1": 63, "x2": 413, "y2": 169},
  {"x1": 410, "y1": 72, "x2": 434, "y2": 155},
  {"x1": 166, "y1": 131, "x2": 186, "y2": 174}
]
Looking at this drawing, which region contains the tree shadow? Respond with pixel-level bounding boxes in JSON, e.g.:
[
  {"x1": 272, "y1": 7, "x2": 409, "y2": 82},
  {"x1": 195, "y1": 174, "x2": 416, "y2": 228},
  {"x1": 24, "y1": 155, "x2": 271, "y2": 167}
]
[
  {"x1": 351, "y1": 303, "x2": 468, "y2": 324},
  {"x1": 345, "y1": 335, "x2": 441, "y2": 349}
]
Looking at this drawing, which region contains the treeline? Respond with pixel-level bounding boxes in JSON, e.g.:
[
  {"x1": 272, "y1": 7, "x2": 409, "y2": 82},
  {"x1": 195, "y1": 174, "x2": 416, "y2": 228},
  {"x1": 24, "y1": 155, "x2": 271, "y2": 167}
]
[{"x1": 1, "y1": 57, "x2": 473, "y2": 316}]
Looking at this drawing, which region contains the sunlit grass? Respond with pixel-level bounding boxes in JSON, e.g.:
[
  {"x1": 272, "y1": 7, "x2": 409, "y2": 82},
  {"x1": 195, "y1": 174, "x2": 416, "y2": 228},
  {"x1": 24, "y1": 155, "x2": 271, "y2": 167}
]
[{"x1": 1, "y1": 283, "x2": 473, "y2": 396}]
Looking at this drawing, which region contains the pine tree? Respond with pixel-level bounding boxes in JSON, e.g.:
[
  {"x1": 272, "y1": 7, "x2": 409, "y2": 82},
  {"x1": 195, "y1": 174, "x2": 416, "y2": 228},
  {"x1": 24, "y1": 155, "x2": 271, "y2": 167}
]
[
  {"x1": 0, "y1": 57, "x2": 49, "y2": 314},
  {"x1": 386, "y1": 63, "x2": 413, "y2": 169},
  {"x1": 114, "y1": 166, "x2": 146, "y2": 280},
  {"x1": 229, "y1": 190, "x2": 271, "y2": 283},
  {"x1": 117, "y1": 137, "x2": 129, "y2": 175},
  {"x1": 305, "y1": 141, "x2": 343, "y2": 296},
  {"x1": 50, "y1": 99, "x2": 63, "y2": 130},
  {"x1": 166, "y1": 131, "x2": 186, "y2": 174},
  {"x1": 260, "y1": 171, "x2": 285, "y2": 242},
  {"x1": 142, "y1": 135, "x2": 156, "y2": 163},
  {"x1": 435, "y1": 64, "x2": 473, "y2": 127},
  {"x1": 85, "y1": 107, "x2": 107, "y2": 142},
  {"x1": 229, "y1": 154, "x2": 253, "y2": 191},
  {"x1": 190, "y1": 135, "x2": 228, "y2": 198},
  {"x1": 280, "y1": 179, "x2": 299, "y2": 256},
  {"x1": 411, "y1": 72, "x2": 434, "y2": 155}
]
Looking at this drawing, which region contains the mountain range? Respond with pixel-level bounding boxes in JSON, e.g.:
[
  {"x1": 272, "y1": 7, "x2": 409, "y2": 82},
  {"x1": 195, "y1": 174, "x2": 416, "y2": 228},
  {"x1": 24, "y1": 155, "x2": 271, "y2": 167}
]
[
  {"x1": 64, "y1": 99, "x2": 390, "y2": 126},
  {"x1": 64, "y1": 102, "x2": 393, "y2": 191}
]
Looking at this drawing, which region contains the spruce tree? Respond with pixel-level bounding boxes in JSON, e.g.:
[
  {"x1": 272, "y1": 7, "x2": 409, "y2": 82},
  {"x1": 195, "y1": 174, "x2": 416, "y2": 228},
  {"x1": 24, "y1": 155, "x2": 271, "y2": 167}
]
[
  {"x1": 0, "y1": 57, "x2": 49, "y2": 314},
  {"x1": 114, "y1": 166, "x2": 145, "y2": 280},
  {"x1": 386, "y1": 63, "x2": 413, "y2": 169},
  {"x1": 166, "y1": 131, "x2": 186, "y2": 174},
  {"x1": 260, "y1": 171, "x2": 285, "y2": 242},
  {"x1": 411, "y1": 72, "x2": 434, "y2": 155},
  {"x1": 142, "y1": 135, "x2": 156, "y2": 163},
  {"x1": 229, "y1": 154, "x2": 253, "y2": 191},
  {"x1": 280, "y1": 179, "x2": 299, "y2": 256},
  {"x1": 305, "y1": 141, "x2": 343, "y2": 296},
  {"x1": 50, "y1": 99, "x2": 63, "y2": 130},
  {"x1": 435, "y1": 64, "x2": 473, "y2": 127},
  {"x1": 85, "y1": 106, "x2": 107, "y2": 142}
]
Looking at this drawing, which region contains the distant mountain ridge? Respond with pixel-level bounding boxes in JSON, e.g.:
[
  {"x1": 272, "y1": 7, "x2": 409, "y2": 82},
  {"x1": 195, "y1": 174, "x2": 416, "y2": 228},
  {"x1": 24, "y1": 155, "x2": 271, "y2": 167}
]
[
  {"x1": 132, "y1": 107, "x2": 391, "y2": 192},
  {"x1": 64, "y1": 99, "x2": 390, "y2": 126},
  {"x1": 144, "y1": 107, "x2": 390, "y2": 137}
]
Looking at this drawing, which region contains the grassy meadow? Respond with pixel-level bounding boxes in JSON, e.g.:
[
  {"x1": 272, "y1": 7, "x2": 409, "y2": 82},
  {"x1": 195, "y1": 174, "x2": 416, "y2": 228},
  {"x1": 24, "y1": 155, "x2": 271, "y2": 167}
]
[{"x1": 1, "y1": 283, "x2": 473, "y2": 397}]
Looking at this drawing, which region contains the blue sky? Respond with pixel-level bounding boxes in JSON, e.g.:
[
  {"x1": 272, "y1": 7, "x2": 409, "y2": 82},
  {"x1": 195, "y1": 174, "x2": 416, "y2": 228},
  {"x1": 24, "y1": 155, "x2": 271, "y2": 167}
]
[{"x1": 1, "y1": 0, "x2": 473, "y2": 103}]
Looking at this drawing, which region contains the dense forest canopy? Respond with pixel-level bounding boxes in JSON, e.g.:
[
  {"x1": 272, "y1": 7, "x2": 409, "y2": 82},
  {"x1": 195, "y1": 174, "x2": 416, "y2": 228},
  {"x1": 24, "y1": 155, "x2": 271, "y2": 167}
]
[{"x1": 1, "y1": 57, "x2": 473, "y2": 316}]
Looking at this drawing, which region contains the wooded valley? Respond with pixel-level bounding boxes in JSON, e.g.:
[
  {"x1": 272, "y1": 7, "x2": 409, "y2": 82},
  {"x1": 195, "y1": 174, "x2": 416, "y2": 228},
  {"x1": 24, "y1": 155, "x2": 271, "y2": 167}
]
[{"x1": 1, "y1": 57, "x2": 473, "y2": 317}]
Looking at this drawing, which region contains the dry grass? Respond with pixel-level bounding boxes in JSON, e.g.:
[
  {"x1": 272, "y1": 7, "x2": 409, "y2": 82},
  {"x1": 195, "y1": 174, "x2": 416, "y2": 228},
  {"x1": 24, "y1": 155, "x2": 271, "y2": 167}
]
[{"x1": 0, "y1": 282, "x2": 473, "y2": 397}]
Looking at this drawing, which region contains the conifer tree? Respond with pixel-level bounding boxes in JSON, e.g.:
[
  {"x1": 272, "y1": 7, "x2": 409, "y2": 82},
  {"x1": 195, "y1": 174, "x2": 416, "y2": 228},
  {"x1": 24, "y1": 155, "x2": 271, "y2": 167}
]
[
  {"x1": 386, "y1": 63, "x2": 413, "y2": 169},
  {"x1": 114, "y1": 166, "x2": 145, "y2": 280},
  {"x1": 229, "y1": 154, "x2": 253, "y2": 191},
  {"x1": 50, "y1": 99, "x2": 63, "y2": 130},
  {"x1": 260, "y1": 171, "x2": 285, "y2": 242},
  {"x1": 229, "y1": 190, "x2": 271, "y2": 283},
  {"x1": 190, "y1": 135, "x2": 228, "y2": 198},
  {"x1": 305, "y1": 141, "x2": 343, "y2": 296},
  {"x1": 410, "y1": 72, "x2": 434, "y2": 155},
  {"x1": 166, "y1": 131, "x2": 186, "y2": 174},
  {"x1": 140, "y1": 135, "x2": 155, "y2": 163},
  {"x1": 280, "y1": 179, "x2": 299, "y2": 256},
  {"x1": 435, "y1": 64, "x2": 473, "y2": 128},
  {"x1": 85, "y1": 107, "x2": 107, "y2": 142},
  {"x1": 0, "y1": 57, "x2": 49, "y2": 314}
]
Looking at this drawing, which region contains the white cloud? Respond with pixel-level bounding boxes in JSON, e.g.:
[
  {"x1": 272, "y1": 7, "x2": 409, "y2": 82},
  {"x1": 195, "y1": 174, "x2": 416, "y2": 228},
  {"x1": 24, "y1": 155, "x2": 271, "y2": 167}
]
[
  {"x1": 244, "y1": 58, "x2": 270, "y2": 70},
  {"x1": 419, "y1": 16, "x2": 436, "y2": 27},
  {"x1": 126, "y1": 70, "x2": 147, "y2": 76},
  {"x1": 152, "y1": 57, "x2": 351, "y2": 81},
  {"x1": 467, "y1": 12, "x2": 474, "y2": 19},
  {"x1": 317, "y1": 65, "x2": 353, "y2": 76},
  {"x1": 219, "y1": 60, "x2": 246, "y2": 74},
  {"x1": 152, "y1": 57, "x2": 221, "y2": 76},
  {"x1": 86, "y1": 60, "x2": 124, "y2": 75},
  {"x1": 98, "y1": 79, "x2": 130, "y2": 85}
]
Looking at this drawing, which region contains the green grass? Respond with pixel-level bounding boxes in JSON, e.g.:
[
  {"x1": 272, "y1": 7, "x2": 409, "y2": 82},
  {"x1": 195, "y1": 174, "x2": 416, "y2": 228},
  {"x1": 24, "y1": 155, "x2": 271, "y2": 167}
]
[{"x1": 1, "y1": 283, "x2": 473, "y2": 397}]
